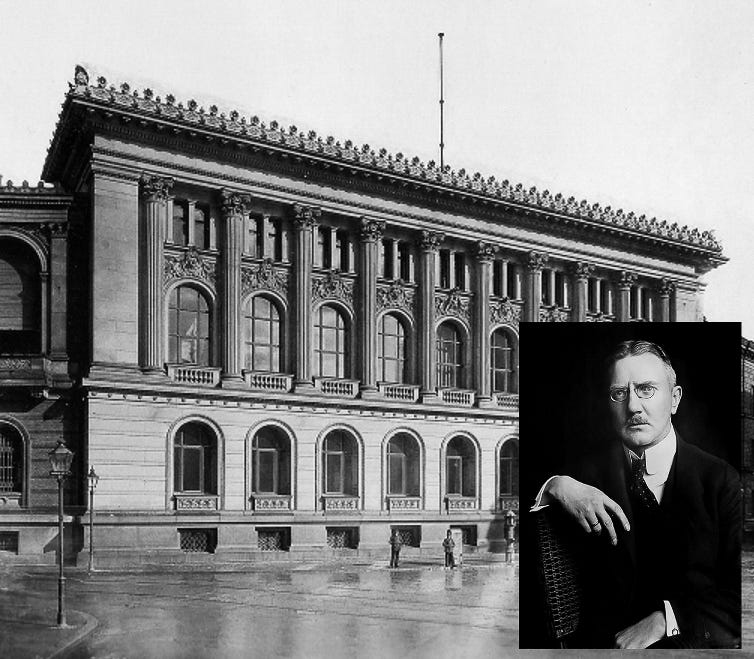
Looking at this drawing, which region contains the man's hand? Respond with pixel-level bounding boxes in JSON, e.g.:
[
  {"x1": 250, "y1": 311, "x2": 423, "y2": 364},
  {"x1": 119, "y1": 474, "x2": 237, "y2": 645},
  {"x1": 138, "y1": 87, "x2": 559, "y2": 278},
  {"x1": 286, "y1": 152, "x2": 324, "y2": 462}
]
[
  {"x1": 614, "y1": 610, "x2": 666, "y2": 649},
  {"x1": 545, "y1": 475, "x2": 630, "y2": 545}
]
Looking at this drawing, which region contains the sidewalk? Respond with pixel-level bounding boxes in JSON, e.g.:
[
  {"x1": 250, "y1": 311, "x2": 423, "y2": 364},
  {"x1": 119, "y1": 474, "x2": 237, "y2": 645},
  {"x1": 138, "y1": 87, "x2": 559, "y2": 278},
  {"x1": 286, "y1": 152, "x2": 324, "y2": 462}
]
[{"x1": 0, "y1": 593, "x2": 97, "y2": 659}]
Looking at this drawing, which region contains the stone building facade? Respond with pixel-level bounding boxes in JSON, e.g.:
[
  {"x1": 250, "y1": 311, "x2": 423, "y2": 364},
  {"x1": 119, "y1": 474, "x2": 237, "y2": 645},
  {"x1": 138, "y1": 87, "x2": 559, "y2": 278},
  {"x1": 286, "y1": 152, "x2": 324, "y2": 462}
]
[{"x1": 0, "y1": 66, "x2": 725, "y2": 565}]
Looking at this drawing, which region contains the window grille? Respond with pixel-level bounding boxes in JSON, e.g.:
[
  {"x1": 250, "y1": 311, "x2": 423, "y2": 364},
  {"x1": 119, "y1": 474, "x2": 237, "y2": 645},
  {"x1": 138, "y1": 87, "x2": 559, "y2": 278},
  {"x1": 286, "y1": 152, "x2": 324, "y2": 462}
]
[
  {"x1": 257, "y1": 527, "x2": 290, "y2": 551},
  {"x1": 326, "y1": 527, "x2": 359, "y2": 549},
  {"x1": 0, "y1": 532, "x2": 19, "y2": 554},
  {"x1": 178, "y1": 528, "x2": 217, "y2": 553},
  {"x1": 0, "y1": 428, "x2": 20, "y2": 493},
  {"x1": 392, "y1": 525, "x2": 420, "y2": 548}
]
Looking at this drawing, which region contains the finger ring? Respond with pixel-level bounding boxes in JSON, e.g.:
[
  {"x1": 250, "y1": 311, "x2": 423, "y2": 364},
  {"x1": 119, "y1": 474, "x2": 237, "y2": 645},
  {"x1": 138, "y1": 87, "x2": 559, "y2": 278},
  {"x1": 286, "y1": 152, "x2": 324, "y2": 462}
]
[{"x1": 590, "y1": 522, "x2": 600, "y2": 528}]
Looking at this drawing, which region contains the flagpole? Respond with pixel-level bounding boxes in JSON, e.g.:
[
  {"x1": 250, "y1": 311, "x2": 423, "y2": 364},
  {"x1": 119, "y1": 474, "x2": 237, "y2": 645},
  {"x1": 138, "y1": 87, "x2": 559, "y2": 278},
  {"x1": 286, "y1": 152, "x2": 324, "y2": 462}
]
[{"x1": 438, "y1": 32, "x2": 445, "y2": 171}]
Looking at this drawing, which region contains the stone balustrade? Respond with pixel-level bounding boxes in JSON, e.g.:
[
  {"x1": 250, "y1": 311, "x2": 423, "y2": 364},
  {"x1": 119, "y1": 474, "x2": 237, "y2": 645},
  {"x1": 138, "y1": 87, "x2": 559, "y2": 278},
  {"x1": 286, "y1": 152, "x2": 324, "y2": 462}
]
[
  {"x1": 243, "y1": 371, "x2": 294, "y2": 393},
  {"x1": 493, "y1": 392, "x2": 519, "y2": 411},
  {"x1": 174, "y1": 494, "x2": 219, "y2": 511},
  {"x1": 166, "y1": 364, "x2": 221, "y2": 387},
  {"x1": 313, "y1": 377, "x2": 360, "y2": 398},
  {"x1": 250, "y1": 494, "x2": 292, "y2": 512},
  {"x1": 445, "y1": 495, "x2": 478, "y2": 512},
  {"x1": 437, "y1": 388, "x2": 476, "y2": 407},
  {"x1": 378, "y1": 382, "x2": 421, "y2": 403},
  {"x1": 322, "y1": 495, "x2": 360, "y2": 511},
  {"x1": 386, "y1": 496, "x2": 422, "y2": 511}
]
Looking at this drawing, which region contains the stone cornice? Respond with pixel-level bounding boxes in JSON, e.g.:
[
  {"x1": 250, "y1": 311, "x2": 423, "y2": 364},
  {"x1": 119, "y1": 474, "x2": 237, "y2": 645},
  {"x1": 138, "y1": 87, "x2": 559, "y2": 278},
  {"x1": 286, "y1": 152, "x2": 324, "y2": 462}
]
[
  {"x1": 0, "y1": 178, "x2": 72, "y2": 208},
  {"x1": 42, "y1": 66, "x2": 724, "y2": 265}
]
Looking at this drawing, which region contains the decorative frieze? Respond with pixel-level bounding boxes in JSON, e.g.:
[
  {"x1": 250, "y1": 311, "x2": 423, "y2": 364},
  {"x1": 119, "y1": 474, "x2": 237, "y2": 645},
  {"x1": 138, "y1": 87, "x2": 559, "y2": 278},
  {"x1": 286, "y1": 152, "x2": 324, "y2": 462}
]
[
  {"x1": 250, "y1": 494, "x2": 292, "y2": 512},
  {"x1": 539, "y1": 307, "x2": 571, "y2": 322},
  {"x1": 446, "y1": 496, "x2": 478, "y2": 511},
  {"x1": 174, "y1": 495, "x2": 218, "y2": 511},
  {"x1": 322, "y1": 495, "x2": 360, "y2": 511},
  {"x1": 376, "y1": 281, "x2": 415, "y2": 315},
  {"x1": 435, "y1": 289, "x2": 472, "y2": 323},
  {"x1": 387, "y1": 496, "x2": 422, "y2": 511},
  {"x1": 164, "y1": 248, "x2": 216, "y2": 287},
  {"x1": 312, "y1": 271, "x2": 354, "y2": 307},
  {"x1": 0, "y1": 358, "x2": 33, "y2": 370},
  {"x1": 490, "y1": 298, "x2": 522, "y2": 328},
  {"x1": 241, "y1": 259, "x2": 289, "y2": 298}
]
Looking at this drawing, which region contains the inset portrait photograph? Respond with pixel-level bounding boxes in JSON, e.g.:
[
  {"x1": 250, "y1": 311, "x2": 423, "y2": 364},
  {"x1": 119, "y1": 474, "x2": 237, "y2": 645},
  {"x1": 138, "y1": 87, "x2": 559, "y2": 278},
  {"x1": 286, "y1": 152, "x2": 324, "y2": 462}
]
[{"x1": 519, "y1": 322, "x2": 741, "y2": 650}]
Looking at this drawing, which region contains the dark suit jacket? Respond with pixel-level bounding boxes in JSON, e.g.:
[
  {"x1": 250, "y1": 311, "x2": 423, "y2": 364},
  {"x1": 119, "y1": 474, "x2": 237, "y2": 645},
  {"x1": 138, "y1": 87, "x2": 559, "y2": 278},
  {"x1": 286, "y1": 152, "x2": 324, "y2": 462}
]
[{"x1": 566, "y1": 434, "x2": 741, "y2": 649}]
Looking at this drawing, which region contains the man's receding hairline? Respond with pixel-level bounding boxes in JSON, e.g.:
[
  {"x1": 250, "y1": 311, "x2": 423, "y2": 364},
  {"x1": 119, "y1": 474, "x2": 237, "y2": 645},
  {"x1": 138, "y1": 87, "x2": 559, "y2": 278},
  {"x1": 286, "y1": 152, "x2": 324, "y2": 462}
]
[{"x1": 607, "y1": 340, "x2": 677, "y2": 387}]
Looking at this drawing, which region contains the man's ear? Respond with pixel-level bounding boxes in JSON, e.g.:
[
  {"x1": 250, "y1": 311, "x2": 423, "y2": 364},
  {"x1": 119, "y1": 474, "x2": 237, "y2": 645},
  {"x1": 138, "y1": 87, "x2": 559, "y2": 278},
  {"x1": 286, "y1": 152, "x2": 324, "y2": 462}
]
[{"x1": 670, "y1": 385, "x2": 682, "y2": 414}]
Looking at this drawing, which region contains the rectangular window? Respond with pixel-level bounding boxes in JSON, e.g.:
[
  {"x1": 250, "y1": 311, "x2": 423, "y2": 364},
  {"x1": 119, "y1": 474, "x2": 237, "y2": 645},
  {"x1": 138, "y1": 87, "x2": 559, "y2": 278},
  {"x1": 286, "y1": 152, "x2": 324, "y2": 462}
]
[
  {"x1": 492, "y1": 261, "x2": 503, "y2": 297},
  {"x1": 454, "y1": 253, "x2": 466, "y2": 290},
  {"x1": 273, "y1": 219, "x2": 284, "y2": 262},
  {"x1": 172, "y1": 202, "x2": 188, "y2": 246},
  {"x1": 389, "y1": 453, "x2": 406, "y2": 495},
  {"x1": 447, "y1": 455, "x2": 462, "y2": 495},
  {"x1": 382, "y1": 239, "x2": 394, "y2": 279},
  {"x1": 601, "y1": 283, "x2": 611, "y2": 314},
  {"x1": 506, "y1": 263, "x2": 517, "y2": 299},
  {"x1": 336, "y1": 230, "x2": 349, "y2": 271},
  {"x1": 256, "y1": 449, "x2": 278, "y2": 493},
  {"x1": 398, "y1": 242, "x2": 411, "y2": 281},
  {"x1": 587, "y1": 278, "x2": 596, "y2": 312},
  {"x1": 193, "y1": 205, "x2": 208, "y2": 250},
  {"x1": 555, "y1": 273, "x2": 565, "y2": 307},
  {"x1": 326, "y1": 451, "x2": 344, "y2": 493},
  {"x1": 182, "y1": 447, "x2": 202, "y2": 492},
  {"x1": 439, "y1": 250, "x2": 451, "y2": 289}
]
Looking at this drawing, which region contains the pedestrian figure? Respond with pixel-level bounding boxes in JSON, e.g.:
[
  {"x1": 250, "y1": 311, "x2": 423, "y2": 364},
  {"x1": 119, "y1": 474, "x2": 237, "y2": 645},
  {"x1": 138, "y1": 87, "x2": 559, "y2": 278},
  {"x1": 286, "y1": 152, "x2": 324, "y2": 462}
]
[
  {"x1": 389, "y1": 528, "x2": 402, "y2": 568},
  {"x1": 443, "y1": 529, "x2": 455, "y2": 568}
]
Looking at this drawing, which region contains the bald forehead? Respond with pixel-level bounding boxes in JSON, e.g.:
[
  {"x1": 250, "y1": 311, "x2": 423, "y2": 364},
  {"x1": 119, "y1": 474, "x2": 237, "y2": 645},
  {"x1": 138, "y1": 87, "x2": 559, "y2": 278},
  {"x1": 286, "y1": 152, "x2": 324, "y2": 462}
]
[{"x1": 609, "y1": 353, "x2": 674, "y2": 387}]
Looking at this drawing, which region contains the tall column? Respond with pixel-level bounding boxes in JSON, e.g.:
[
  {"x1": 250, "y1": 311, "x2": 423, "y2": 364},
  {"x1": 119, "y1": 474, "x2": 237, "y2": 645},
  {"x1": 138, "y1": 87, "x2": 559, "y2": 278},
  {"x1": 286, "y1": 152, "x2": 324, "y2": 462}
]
[
  {"x1": 618, "y1": 271, "x2": 637, "y2": 322},
  {"x1": 220, "y1": 189, "x2": 250, "y2": 382},
  {"x1": 475, "y1": 242, "x2": 497, "y2": 402},
  {"x1": 418, "y1": 230, "x2": 444, "y2": 400},
  {"x1": 139, "y1": 175, "x2": 173, "y2": 371},
  {"x1": 292, "y1": 204, "x2": 320, "y2": 389},
  {"x1": 359, "y1": 218, "x2": 385, "y2": 396},
  {"x1": 658, "y1": 278, "x2": 674, "y2": 322},
  {"x1": 501, "y1": 260, "x2": 508, "y2": 297},
  {"x1": 525, "y1": 252, "x2": 548, "y2": 322},
  {"x1": 572, "y1": 262, "x2": 594, "y2": 322}
]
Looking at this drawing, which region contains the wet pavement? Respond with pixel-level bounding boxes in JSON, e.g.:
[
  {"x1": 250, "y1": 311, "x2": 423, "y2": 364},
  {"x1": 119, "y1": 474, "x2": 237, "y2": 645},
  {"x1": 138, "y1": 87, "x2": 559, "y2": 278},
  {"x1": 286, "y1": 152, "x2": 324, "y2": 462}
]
[{"x1": 0, "y1": 561, "x2": 517, "y2": 658}]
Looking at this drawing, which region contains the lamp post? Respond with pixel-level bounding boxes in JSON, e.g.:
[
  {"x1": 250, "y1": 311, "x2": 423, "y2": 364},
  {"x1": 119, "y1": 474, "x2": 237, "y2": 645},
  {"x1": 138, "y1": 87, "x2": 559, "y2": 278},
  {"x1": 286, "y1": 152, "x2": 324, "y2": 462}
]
[
  {"x1": 48, "y1": 441, "x2": 74, "y2": 628},
  {"x1": 86, "y1": 467, "x2": 99, "y2": 573}
]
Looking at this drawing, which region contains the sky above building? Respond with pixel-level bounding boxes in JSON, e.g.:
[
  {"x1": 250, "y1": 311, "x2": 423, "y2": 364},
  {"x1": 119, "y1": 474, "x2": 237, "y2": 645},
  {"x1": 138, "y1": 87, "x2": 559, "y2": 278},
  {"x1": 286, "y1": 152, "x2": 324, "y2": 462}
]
[{"x1": 1, "y1": 0, "x2": 752, "y2": 334}]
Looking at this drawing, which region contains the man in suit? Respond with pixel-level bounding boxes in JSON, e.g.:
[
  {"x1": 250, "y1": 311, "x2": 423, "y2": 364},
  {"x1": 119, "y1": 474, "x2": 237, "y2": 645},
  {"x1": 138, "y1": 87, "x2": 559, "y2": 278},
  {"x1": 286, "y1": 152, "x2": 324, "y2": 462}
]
[{"x1": 535, "y1": 340, "x2": 740, "y2": 649}]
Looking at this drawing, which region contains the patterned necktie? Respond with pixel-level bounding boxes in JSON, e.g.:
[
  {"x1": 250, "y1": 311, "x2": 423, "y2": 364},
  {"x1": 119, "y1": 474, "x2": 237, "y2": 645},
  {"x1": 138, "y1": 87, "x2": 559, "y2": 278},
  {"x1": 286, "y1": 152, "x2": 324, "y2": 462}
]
[{"x1": 630, "y1": 454, "x2": 659, "y2": 510}]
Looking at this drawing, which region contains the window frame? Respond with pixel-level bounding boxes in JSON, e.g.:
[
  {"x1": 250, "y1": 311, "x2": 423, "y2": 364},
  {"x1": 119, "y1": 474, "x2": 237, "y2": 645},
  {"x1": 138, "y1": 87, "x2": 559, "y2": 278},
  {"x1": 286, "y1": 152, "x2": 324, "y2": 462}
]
[{"x1": 244, "y1": 294, "x2": 282, "y2": 373}]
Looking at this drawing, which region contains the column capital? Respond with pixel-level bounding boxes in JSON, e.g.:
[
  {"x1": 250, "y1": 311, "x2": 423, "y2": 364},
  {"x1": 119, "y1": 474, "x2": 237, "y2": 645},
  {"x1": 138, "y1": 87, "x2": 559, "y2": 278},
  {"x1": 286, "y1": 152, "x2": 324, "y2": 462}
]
[
  {"x1": 657, "y1": 277, "x2": 676, "y2": 296},
  {"x1": 572, "y1": 261, "x2": 595, "y2": 280},
  {"x1": 418, "y1": 230, "x2": 445, "y2": 252},
  {"x1": 476, "y1": 241, "x2": 498, "y2": 263},
  {"x1": 527, "y1": 251, "x2": 549, "y2": 272},
  {"x1": 359, "y1": 217, "x2": 386, "y2": 242},
  {"x1": 619, "y1": 270, "x2": 638, "y2": 289},
  {"x1": 139, "y1": 174, "x2": 174, "y2": 201},
  {"x1": 47, "y1": 222, "x2": 68, "y2": 238},
  {"x1": 292, "y1": 203, "x2": 321, "y2": 229},
  {"x1": 220, "y1": 189, "x2": 251, "y2": 218}
]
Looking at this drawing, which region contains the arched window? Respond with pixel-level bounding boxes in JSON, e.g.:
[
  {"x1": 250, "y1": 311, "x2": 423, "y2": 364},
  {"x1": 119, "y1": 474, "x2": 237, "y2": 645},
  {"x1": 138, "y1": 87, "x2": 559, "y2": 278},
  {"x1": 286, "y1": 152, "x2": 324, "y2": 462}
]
[
  {"x1": 0, "y1": 239, "x2": 41, "y2": 354},
  {"x1": 173, "y1": 423, "x2": 216, "y2": 494},
  {"x1": 322, "y1": 430, "x2": 357, "y2": 496},
  {"x1": 167, "y1": 286, "x2": 211, "y2": 365},
  {"x1": 491, "y1": 329, "x2": 517, "y2": 393},
  {"x1": 446, "y1": 436, "x2": 476, "y2": 498},
  {"x1": 387, "y1": 434, "x2": 420, "y2": 497},
  {"x1": 0, "y1": 424, "x2": 23, "y2": 496},
  {"x1": 436, "y1": 322, "x2": 464, "y2": 388},
  {"x1": 244, "y1": 296, "x2": 281, "y2": 373},
  {"x1": 378, "y1": 313, "x2": 407, "y2": 383},
  {"x1": 499, "y1": 440, "x2": 519, "y2": 497},
  {"x1": 313, "y1": 305, "x2": 349, "y2": 378},
  {"x1": 251, "y1": 427, "x2": 291, "y2": 495}
]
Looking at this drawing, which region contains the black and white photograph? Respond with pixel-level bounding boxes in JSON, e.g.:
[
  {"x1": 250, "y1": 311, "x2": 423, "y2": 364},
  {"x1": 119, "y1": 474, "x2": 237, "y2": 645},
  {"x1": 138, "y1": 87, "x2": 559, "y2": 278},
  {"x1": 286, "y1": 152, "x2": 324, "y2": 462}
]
[
  {"x1": 1, "y1": 1, "x2": 753, "y2": 657},
  {"x1": 519, "y1": 323, "x2": 742, "y2": 650}
]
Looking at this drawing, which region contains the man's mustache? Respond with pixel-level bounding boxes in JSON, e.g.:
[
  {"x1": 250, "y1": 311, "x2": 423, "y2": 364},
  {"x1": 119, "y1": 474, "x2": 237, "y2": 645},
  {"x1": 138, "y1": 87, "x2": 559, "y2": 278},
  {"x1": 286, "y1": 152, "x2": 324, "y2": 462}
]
[{"x1": 627, "y1": 416, "x2": 649, "y2": 426}]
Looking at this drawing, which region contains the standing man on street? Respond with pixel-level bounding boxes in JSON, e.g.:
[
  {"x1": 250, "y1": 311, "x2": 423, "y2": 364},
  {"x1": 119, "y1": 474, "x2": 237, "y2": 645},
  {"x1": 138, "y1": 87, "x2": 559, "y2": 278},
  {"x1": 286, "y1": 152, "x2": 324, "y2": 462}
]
[
  {"x1": 534, "y1": 340, "x2": 740, "y2": 649},
  {"x1": 389, "y1": 528, "x2": 402, "y2": 568},
  {"x1": 442, "y1": 529, "x2": 456, "y2": 569}
]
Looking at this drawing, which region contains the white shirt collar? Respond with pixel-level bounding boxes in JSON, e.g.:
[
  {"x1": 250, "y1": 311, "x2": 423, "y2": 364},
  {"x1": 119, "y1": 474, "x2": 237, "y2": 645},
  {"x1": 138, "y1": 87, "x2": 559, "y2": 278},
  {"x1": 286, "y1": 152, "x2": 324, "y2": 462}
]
[{"x1": 624, "y1": 425, "x2": 677, "y2": 477}]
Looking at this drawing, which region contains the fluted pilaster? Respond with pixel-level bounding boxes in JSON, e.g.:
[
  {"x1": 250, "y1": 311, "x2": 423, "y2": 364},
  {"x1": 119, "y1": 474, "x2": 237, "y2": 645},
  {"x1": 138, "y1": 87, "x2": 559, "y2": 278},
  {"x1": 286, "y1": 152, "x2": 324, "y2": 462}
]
[
  {"x1": 657, "y1": 278, "x2": 675, "y2": 322},
  {"x1": 359, "y1": 217, "x2": 385, "y2": 394},
  {"x1": 140, "y1": 174, "x2": 173, "y2": 371},
  {"x1": 475, "y1": 242, "x2": 497, "y2": 400},
  {"x1": 618, "y1": 271, "x2": 637, "y2": 321},
  {"x1": 293, "y1": 203, "x2": 320, "y2": 388},
  {"x1": 526, "y1": 251, "x2": 548, "y2": 322},
  {"x1": 572, "y1": 262, "x2": 594, "y2": 322},
  {"x1": 220, "y1": 189, "x2": 250, "y2": 380},
  {"x1": 418, "y1": 230, "x2": 444, "y2": 400}
]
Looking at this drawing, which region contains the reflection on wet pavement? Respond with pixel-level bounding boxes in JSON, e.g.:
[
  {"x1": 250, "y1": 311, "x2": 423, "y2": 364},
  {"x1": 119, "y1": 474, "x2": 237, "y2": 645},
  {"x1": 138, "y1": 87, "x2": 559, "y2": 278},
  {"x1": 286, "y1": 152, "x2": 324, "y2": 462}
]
[{"x1": 12, "y1": 563, "x2": 518, "y2": 658}]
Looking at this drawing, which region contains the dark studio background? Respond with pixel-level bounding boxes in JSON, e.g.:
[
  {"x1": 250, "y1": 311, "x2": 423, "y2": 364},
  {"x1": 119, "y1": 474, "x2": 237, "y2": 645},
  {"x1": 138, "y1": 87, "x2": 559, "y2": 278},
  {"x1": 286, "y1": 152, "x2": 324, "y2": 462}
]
[{"x1": 518, "y1": 321, "x2": 741, "y2": 648}]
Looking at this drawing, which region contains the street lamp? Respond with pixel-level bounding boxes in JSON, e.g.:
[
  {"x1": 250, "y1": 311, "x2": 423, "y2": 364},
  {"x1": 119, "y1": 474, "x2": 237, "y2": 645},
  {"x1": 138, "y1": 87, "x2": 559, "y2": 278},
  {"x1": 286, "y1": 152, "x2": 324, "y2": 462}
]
[
  {"x1": 86, "y1": 467, "x2": 99, "y2": 573},
  {"x1": 48, "y1": 440, "x2": 74, "y2": 628}
]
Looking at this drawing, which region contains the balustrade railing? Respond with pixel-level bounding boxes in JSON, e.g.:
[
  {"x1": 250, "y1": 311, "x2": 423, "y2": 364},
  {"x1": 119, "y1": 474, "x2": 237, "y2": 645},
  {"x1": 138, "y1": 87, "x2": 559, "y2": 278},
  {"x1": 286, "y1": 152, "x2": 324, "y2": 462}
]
[
  {"x1": 166, "y1": 364, "x2": 221, "y2": 387},
  {"x1": 313, "y1": 377, "x2": 360, "y2": 398},
  {"x1": 378, "y1": 382, "x2": 421, "y2": 403},
  {"x1": 437, "y1": 388, "x2": 476, "y2": 407},
  {"x1": 243, "y1": 371, "x2": 294, "y2": 393}
]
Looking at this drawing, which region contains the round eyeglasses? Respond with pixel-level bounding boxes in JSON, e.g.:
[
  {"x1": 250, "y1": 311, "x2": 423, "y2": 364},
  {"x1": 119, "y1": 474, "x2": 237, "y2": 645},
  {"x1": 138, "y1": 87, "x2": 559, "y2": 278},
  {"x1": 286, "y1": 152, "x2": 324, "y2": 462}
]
[{"x1": 609, "y1": 383, "x2": 658, "y2": 403}]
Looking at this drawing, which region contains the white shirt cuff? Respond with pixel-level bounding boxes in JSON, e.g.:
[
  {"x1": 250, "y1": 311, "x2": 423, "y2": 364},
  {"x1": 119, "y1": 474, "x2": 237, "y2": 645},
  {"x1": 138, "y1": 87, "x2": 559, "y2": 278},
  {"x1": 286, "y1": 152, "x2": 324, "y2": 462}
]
[
  {"x1": 530, "y1": 475, "x2": 561, "y2": 512},
  {"x1": 664, "y1": 600, "x2": 680, "y2": 637}
]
